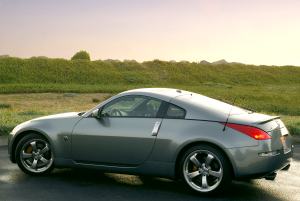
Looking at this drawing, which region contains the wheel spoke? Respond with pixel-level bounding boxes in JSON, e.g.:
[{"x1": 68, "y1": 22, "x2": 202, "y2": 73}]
[
  {"x1": 30, "y1": 141, "x2": 37, "y2": 152},
  {"x1": 31, "y1": 159, "x2": 38, "y2": 169},
  {"x1": 40, "y1": 157, "x2": 49, "y2": 165},
  {"x1": 209, "y1": 169, "x2": 222, "y2": 178},
  {"x1": 187, "y1": 171, "x2": 200, "y2": 179},
  {"x1": 40, "y1": 145, "x2": 49, "y2": 155},
  {"x1": 205, "y1": 154, "x2": 214, "y2": 167},
  {"x1": 190, "y1": 154, "x2": 200, "y2": 167},
  {"x1": 184, "y1": 150, "x2": 224, "y2": 192},
  {"x1": 22, "y1": 151, "x2": 33, "y2": 159},
  {"x1": 201, "y1": 175, "x2": 208, "y2": 188},
  {"x1": 19, "y1": 138, "x2": 54, "y2": 173}
]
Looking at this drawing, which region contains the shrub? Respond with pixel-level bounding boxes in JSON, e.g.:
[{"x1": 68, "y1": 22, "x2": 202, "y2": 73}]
[
  {"x1": 71, "y1": 50, "x2": 91, "y2": 61},
  {"x1": 92, "y1": 98, "x2": 100, "y2": 103},
  {"x1": 0, "y1": 103, "x2": 11, "y2": 109}
]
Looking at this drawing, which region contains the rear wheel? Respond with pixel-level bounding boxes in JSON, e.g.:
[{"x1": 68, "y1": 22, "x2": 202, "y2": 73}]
[
  {"x1": 180, "y1": 145, "x2": 231, "y2": 194},
  {"x1": 15, "y1": 134, "x2": 54, "y2": 175}
]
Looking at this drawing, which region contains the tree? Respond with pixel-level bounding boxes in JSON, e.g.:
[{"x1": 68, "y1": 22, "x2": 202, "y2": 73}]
[{"x1": 71, "y1": 50, "x2": 90, "y2": 61}]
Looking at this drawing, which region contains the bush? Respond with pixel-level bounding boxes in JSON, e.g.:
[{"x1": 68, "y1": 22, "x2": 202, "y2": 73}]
[
  {"x1": 71, "y1": 50, "x2": 91, "y2": 61},
  {"x1": 0, "y1": 103, "x2": 11, "y2": 109},
  {"x1": 92, "y1": 98, "x2": 100, "y2": 103}
]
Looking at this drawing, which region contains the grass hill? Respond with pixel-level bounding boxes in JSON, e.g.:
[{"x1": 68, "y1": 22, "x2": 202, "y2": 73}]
[
  {"x1": 0, "y1": 56, "x2": 299, "y2": 136},
  {"x1": 1, "y1": 57, "x2": 300, "y2": 90}
]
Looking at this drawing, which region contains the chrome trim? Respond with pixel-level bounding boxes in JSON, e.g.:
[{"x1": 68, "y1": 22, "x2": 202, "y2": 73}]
[{"x1": 151, "y1": 121, "x2": 161, "y2": 136}]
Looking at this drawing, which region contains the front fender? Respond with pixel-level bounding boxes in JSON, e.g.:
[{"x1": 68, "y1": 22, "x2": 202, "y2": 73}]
[{"x1": 9, "y1": 116, "x2": 82, "y2": 163}]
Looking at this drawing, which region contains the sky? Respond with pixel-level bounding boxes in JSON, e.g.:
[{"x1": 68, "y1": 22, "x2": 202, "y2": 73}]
[{"x1": 0, "y1": 0, "x2": 299, "y2": 66}]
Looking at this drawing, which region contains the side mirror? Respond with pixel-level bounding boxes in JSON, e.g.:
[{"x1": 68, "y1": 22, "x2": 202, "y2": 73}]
[{"x1": 92, "y1": 108, "x2": 102, "y2": 119}]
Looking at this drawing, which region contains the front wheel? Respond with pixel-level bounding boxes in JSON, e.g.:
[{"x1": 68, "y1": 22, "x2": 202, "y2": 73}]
[
  {"x1": 15, "y1": 134, "x2": 54, "y2": 175},
  {"x1": 180, "y1": 145, "x2": 231, "y2": 194}
]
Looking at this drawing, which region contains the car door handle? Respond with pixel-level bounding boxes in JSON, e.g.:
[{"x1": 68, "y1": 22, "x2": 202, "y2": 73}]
[{"x1": 152, "y1": 121, "x2": 161, "y2": 136}]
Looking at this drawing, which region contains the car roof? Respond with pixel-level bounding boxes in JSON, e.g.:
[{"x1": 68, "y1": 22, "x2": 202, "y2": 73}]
[{"x1": 119, "y1": 88, "x2": 190, "y2": 102}]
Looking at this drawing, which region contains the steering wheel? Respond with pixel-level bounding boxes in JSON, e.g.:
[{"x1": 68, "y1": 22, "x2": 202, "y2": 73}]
[{"x1": 110, "y1": 108, "x2": 122, "y2": 116}]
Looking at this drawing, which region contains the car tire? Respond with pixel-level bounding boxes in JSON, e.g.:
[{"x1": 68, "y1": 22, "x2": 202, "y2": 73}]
[
  {"x1": 15, "y1": 134, "x2": 54, "y2": 175},
  {"x1": 180, "y1": 144, "x2": 231, "y2": 194}
]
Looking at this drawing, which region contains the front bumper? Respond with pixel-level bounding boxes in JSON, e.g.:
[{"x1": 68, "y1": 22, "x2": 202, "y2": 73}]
[{"x1": 227, "y1": 145, "x2": 293, "y2": 179}]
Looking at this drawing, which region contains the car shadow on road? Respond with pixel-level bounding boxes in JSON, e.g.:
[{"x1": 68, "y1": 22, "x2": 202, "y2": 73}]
[{"x1": 21, "y1": 168, "x2": 287, "y2": 201}]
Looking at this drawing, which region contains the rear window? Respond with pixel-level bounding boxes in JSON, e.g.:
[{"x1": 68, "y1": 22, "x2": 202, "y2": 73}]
[{"x1": 176, "y1": 93, "x2": 251, "y2": 115}]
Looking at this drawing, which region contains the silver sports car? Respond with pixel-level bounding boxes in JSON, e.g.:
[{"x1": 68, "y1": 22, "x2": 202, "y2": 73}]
[{"x1": 8, "y1": 88, "x2": 293, "y2": 193}]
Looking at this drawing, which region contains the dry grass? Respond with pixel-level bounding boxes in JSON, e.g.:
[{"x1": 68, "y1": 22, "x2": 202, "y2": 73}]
[{"x1": 0, "y1": 93, "x2": 110, "y2": 135}]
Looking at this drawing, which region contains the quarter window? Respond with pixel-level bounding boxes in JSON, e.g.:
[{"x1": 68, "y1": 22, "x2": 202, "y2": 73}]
[{"x1": 165, "y1": 104, "x2": 186, "y2": 119}]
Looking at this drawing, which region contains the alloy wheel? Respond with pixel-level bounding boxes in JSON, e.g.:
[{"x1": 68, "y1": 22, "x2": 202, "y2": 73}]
[
  {"x1": 183, "y1": 150, "x2": 223, "y2": 193},
  {"x1": 19, "y1": 139, "x2": 53, "y2": 173}
]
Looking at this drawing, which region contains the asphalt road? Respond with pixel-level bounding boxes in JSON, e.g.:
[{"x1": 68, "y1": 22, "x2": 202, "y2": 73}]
[{"x1": 0, "y1": 145, "x2": 300, "y2": 201}]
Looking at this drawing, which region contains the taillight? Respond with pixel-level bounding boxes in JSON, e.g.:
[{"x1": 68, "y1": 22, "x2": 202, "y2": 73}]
[{"x1": 224, "y1": 123, "x2": 271, "y2": 140}]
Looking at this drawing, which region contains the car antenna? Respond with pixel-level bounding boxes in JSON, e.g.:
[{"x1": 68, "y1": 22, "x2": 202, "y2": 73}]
[{"x1": 223, "y1": 98, "x2": 236, "y2": 131}]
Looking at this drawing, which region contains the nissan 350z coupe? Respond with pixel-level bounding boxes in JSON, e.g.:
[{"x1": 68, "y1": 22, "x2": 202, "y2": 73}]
[{"x1": 8, "y1": 88, "x2": 293, "y2": 193}]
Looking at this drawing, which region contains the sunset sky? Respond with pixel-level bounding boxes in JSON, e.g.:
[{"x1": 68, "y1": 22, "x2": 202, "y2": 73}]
[{"x1": 0, "y1": 0, "x2": 299, "y2": 66}]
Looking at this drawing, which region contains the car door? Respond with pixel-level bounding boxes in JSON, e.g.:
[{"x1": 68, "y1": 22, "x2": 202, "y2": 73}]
[{"x1": 71, "y1": 95, "x2": 164, "y2": 166}]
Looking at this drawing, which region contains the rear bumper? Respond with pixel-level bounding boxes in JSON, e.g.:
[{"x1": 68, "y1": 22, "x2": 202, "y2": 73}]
[{"x1": 227, "y1": 145, "x2": 293, "y2": 179}]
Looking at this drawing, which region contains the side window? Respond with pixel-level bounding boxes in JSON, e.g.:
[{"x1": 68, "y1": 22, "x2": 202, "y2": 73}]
[
  {"x1": 143, "y1": 99, "x2": 162, "y2": 117},
  {"x1": 101, "y1": 96, "x2": 162, "y2": 118},
  {"x1": 165, "y1": 104, "x2": 186, "y2": 119}
]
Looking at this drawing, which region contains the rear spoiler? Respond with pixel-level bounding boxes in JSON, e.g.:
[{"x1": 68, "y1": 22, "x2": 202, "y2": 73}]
[{"x1": 257, "y1": 116, "x2": 280, "y2": 124}]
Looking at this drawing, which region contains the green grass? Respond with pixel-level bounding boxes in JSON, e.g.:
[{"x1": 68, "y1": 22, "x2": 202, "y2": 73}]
[
  {"x1": 0, "y1": 57, "x2": 299, "y2": 136},
  {"x1": 1, "y1": 57, "x2": 300, "y2": 87}
]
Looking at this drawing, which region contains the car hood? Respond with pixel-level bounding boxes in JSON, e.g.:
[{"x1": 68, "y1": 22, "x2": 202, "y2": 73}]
[
  {"x1": 31, "y1": 112, "x2": 80, "y2": 121},
  {"x1": 11, "y1": 112, "x2": 81, "y2": 135}
]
